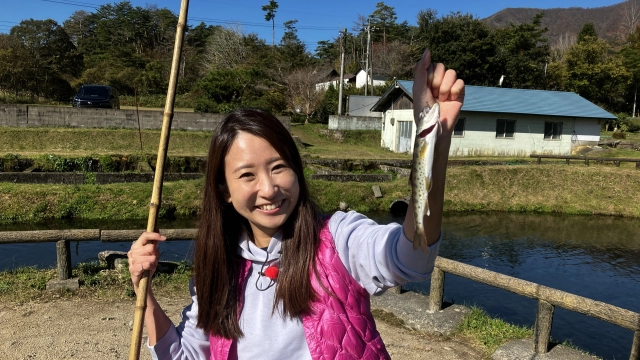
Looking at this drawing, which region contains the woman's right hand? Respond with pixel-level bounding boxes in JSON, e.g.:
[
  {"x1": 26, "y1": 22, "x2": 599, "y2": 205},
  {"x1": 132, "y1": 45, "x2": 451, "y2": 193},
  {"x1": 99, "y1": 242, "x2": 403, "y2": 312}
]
[{"x1": 127, "y1": 232, "x2": 166, "y2": 295}]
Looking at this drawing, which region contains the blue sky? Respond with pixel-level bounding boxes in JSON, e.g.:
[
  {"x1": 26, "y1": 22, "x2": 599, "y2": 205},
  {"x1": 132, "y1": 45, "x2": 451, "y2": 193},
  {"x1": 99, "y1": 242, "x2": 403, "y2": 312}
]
[{"x1": 0, "y1": 0, "x2": 624, "y2": 51}]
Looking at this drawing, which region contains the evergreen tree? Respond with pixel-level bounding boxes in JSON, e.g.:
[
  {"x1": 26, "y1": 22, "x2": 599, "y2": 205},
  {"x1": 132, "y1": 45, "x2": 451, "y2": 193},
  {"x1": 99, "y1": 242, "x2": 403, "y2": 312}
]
[
  {"x1": 261, "y1": 0, "x2": 279, "y2": 47},
  {"x1": 577, "y1": 22, "x2": 598, "y2": 43}
]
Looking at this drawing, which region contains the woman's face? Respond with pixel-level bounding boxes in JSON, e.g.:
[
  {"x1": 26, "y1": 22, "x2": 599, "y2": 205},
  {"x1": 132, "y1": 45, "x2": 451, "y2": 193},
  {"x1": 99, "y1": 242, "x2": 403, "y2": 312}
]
[{"x1": 224, "y1": 131, "x2": 300, "y2": 247}]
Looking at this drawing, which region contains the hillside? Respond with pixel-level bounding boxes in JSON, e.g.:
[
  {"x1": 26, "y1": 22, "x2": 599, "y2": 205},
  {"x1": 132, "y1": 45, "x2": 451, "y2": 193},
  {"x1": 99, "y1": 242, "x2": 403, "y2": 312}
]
[{"x1": 484, "y1": 2, "x2": 626, "y2": 45}]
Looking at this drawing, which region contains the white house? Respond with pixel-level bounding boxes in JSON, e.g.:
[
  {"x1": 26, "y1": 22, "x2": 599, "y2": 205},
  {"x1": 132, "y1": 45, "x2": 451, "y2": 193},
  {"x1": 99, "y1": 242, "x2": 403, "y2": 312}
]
[
  {"x1": 314, "y1": 69, "x2": 356, "y2": 91},
  {"x1": 371, "y1": 81, "x2": 615, "y2": 156},
  {"x1": 354, "y1": 69, "x2": 390, "y2": 89}
]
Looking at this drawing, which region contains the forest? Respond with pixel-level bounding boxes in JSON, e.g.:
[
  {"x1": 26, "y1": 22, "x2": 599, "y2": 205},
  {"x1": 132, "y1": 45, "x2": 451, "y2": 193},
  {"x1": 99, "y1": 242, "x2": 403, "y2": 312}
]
[{"x1": 1, "y1": 1, "x2": 640, "y2": 125}]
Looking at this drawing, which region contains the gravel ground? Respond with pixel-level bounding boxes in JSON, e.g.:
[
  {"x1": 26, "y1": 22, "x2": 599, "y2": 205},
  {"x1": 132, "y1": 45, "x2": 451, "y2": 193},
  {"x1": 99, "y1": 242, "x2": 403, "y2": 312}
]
[{"x1": 0, "y1": 296, "x2": 482, "y2": 360}]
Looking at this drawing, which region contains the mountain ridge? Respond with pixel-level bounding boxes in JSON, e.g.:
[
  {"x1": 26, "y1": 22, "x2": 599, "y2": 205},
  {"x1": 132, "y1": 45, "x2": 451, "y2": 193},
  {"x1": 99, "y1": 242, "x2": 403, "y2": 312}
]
[{"x1": 483, "y1": 2, "x2": 627, "y2": 44}]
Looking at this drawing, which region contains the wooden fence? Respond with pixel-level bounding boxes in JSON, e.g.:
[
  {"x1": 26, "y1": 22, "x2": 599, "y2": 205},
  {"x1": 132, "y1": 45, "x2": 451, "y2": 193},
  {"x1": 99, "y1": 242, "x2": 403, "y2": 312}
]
[
  {"x1": 0, "y1": 229, "x2": 197, "y2": 280},
  {"x1": 530, "y1": 154, "x2": 640, "y2": 168},
  {"x1": 1, "y1": 229, "x2": 638, "y2": 359},
  {"x1": 429, "y1": 257, "x2": 640, "y2": 359}
]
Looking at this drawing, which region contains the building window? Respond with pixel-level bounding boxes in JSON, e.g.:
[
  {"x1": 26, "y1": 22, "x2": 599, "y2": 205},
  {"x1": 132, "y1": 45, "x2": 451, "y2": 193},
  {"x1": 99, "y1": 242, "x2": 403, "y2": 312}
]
[
  {"x1": 544, "y1": 121, "x2": 562, "y2": 140},
  {"x1": 496, "y1": 119, "x2": 516, "y2": 138},
  {"x1": 453, "y1": 118, "x2": 465, "y2": 137}
]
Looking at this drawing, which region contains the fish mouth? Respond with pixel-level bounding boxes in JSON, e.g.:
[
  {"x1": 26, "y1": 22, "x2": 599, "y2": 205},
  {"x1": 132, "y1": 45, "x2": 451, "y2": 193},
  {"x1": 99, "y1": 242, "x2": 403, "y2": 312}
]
[{"x1": 418, "y1": 123, "x2": 437, "y2": 138}]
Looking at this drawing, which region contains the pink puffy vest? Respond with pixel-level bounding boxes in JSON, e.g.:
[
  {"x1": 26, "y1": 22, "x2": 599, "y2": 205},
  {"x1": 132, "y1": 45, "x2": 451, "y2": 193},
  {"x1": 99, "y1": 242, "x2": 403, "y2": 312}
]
[{"x1": 209, "y1": 218, "x2": 390, "y2": 359}]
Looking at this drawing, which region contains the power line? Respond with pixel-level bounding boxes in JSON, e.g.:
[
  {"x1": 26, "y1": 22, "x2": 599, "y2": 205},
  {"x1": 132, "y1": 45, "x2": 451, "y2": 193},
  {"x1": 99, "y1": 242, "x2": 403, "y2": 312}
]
[
  {"x1": 189, "y1": 17, "x2": 338, "y2": 31},
  {"x1": 41, "y1": 0, "x2": 98, "y2": 9}
]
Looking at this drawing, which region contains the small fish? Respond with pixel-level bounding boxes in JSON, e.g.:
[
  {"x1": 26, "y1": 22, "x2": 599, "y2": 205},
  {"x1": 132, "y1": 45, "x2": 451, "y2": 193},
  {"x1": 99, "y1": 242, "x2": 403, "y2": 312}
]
[{"x1": 411, "y1": 102, "x2": 441, "y2": 252}]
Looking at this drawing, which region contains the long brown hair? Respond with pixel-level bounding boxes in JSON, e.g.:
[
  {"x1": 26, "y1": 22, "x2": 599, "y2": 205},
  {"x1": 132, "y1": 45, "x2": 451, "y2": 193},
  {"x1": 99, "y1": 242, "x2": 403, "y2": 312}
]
[{"x1": 194, "y1": 109, "x2": 323, "y2": 339}]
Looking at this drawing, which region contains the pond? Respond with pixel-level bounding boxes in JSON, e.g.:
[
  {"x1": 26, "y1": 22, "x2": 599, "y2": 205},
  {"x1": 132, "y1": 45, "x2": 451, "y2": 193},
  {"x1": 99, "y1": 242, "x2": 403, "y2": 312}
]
[{"x1": 1, "y1": 212, "x2": 638, "y2": 359}]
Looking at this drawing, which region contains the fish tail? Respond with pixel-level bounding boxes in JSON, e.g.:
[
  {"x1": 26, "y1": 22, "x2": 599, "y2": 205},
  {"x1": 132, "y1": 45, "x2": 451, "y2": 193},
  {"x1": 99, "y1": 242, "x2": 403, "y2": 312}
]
[{"x1": 413, "y1": 226, "x2": 426, "y2": 251}]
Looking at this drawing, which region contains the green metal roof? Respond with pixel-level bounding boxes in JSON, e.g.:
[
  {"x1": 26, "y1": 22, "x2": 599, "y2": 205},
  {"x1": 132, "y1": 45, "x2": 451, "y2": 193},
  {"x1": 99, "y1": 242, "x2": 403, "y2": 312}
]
[{"x1": 371, "y1": 80, "x2": 616, "y2": 119}]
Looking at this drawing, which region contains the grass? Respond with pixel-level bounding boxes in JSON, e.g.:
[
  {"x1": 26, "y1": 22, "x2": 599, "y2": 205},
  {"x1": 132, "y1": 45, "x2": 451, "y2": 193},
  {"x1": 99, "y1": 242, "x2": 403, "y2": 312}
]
[
  {"x1": 0, "y1": 262, "x2": 191, "y2": 304},
  {"x1": 444, "y1": 165, "x2": 640, "y2": 217},
  {"x1": 0, "y1": 164, "x2": 639, "y2": 224},
  {"x1": 454, "y1": 306, "x2": 600, "y2": 358},
  {"x1": 291, "y1": 123, "x2": 411, "y2": 160},
  {"x1": 1, "y1": 124, "x2": 638, "y2": 161},
  {"x1": 0, "y1": 127, "x2": 212, "y2": 157},
  {"x1": 455, "y1": 306, "x2": 532, "y2": 355},
  {"x1": 0, "y1": 179, "x2": 203, "y2": 223},
  {"x1": 601, "y1": 130, "x2": 640, "y2": 142}
]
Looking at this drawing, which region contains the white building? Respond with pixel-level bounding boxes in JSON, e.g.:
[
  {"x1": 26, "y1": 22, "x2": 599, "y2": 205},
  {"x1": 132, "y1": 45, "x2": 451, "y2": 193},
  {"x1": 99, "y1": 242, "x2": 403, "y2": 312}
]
[
  {"x1": 314, "y1": 69, "x2": 356, "y2": 91},
  {"x1": 371, "y1": 81, "x2": 615, "y2": 156},
  {"x1": 354, "y1": 69, "x2": 390, "y2": 89}
]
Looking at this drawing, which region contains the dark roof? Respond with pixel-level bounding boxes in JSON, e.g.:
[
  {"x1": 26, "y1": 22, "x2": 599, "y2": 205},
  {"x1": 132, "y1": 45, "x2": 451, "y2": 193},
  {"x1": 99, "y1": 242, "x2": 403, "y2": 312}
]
[{"x1": 371, "y1": 80, "x2": 616, "y2": 119}]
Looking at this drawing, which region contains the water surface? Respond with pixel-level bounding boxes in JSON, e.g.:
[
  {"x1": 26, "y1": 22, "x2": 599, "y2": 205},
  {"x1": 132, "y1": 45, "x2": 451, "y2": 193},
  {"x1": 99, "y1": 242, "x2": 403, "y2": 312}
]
[{"x1": 1, "y1": 212, "x2": 638, "y2": 359}]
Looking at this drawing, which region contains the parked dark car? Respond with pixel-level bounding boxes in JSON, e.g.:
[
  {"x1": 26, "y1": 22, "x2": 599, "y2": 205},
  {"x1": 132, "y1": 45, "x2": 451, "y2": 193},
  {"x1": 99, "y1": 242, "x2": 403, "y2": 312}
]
[{"x1": 72, "y1": 85, "x2": 120, "y2": 109}]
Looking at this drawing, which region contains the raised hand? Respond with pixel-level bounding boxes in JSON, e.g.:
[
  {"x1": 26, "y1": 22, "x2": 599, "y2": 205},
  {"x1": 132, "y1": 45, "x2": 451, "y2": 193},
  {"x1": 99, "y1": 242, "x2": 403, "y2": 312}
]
[{"x1": 412, "y1": 49, "x2": 465, "y2": 138}]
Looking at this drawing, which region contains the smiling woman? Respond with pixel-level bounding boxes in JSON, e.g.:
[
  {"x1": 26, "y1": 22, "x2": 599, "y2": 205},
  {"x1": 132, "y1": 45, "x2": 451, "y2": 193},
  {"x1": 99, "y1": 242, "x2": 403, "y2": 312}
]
[
  {"x1": 125, "y1": 50, "x2": 463, "y2": 360},
  {"x1": 223, "y1": 132, "x2": 300, "y2": 248}
]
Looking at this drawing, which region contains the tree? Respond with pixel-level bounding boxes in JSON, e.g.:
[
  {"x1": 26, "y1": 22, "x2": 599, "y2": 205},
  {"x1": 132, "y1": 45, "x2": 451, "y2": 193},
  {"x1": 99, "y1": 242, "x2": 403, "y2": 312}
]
[
  {"x1": 577, "y1": 22, "x2": 597, "y2": 44},
  {"x1": 285, "y1": 66, "x2": 325, "y2": 123},
  {"x1": 279, "y1": 20, "x2": 307, "y2": 71},
  {"x1": 315, "y1": 40, "x2": 339, "y2": 62},
  {"x1": 368, "y1": 2, "x2": 410, "y2": 45},
  {"x1": 415, "y1": 10, "x2": 498, "y2": 86},
  {"x1": 618, "y1": 0, "x2": 640, "y2": 41},
  {"x1": 7, "y1": 19, "x2": 82, "y2": 100},
  {"x1": 566, "y1": 36, "x2": 631, "y2": 111},
  {"x1": 203, "y1": 25, "x2": 248, "y2": 71},
  {"x1": 371, "y1": 40, "x2": 413, "y2": 79},
  {"x1": 262, "y1": 0, "x2": 279, "y2": 47},
  {"x1": 492, "y1": 13, "x2": 550, "y2": 89},
  {"x1": 62, "y1": 10, "x2": 90, "y2": 46}
]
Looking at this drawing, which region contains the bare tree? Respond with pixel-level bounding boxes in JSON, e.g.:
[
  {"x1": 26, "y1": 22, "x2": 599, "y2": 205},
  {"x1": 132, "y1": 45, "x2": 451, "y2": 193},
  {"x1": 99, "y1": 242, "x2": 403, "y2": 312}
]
[
  {"x1": 371, "y1": 41, "x2": 413, "y2": 79},
  {"x1": 619, "y1": 0, "x2": 640, "y2": 40},
  {"x1": 285, "y1": 66, "x2": 325, "y2": 123},
  {"x1": 550, "y1": 32, "x2": 577, "y2": 61},
  {"x1": 203, "y1": 24, "x2": 247, "y2": 71}
]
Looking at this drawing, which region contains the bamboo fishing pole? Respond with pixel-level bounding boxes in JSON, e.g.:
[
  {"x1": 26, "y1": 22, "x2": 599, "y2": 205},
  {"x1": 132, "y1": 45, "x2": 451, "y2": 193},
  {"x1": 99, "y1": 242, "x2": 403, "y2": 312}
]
[{"x1": 128, "y1": 0, "x2": 189, "y2": 359}]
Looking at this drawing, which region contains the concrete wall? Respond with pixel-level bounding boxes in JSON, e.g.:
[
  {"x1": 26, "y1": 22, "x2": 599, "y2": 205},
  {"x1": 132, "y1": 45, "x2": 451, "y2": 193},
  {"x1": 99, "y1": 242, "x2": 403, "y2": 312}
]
[
  {"x1": 328, "y1": 115, "x2": 381, "y2": 130},
  {"x1": 380, "y1": 109, "x2": 601, "y2": 156},
  {"x1": 0, "y1": 173, "x2": 84, "y2": 184},
  {"x1": 0, "y1": 105, "x2": 290, "y2": 131}
]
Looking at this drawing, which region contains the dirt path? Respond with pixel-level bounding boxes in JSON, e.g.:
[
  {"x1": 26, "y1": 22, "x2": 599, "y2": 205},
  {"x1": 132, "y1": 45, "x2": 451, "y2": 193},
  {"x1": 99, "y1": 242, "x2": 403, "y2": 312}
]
[{"x1": 0, "y1": 296, "x2": 481, "y2": 360}]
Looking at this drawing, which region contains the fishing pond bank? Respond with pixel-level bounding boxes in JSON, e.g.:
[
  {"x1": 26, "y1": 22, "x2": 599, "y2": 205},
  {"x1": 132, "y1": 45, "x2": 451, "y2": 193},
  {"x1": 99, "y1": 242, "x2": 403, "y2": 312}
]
[{"x1": 1, "y1": 164, "x2": 639, "y2": 224}]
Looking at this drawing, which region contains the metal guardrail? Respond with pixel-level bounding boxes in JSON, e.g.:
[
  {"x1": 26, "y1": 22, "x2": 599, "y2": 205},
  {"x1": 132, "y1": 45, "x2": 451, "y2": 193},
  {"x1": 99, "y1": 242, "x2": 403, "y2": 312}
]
[{"x1": 2, "y1": 229, "x2": 639, "y2": 359}]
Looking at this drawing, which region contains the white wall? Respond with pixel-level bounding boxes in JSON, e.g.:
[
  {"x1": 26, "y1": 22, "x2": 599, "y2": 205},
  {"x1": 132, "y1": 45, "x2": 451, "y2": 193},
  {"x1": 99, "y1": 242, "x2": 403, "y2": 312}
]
[
  {"x1": 380, "y1": 108, "x2": 413, "y2": 152},
  {"x1": 381, "y1": 109, "x2": 601, "y2": 156},
  {"x1": 355, "y1": 71, "x2": 388, "y2": 89}
]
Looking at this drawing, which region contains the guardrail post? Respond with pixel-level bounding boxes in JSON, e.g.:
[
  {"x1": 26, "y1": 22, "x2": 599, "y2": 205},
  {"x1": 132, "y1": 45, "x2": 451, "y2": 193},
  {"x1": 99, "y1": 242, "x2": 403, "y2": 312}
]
[
  {"x1": 631, "y1": 330, "x2": 639, "y2": 360},
  {"x1": 56, "y1": 240, "x2": 72, "y2": 280},
  {"x1": 428, "y1": 267, "x2": 445, "y2": 313},
  {"x1": 533, "y1": 299, "x2": 554, "y2": 353},
  {"x1": 585, "y1": 158, "x2": 590, "y2": 166}
]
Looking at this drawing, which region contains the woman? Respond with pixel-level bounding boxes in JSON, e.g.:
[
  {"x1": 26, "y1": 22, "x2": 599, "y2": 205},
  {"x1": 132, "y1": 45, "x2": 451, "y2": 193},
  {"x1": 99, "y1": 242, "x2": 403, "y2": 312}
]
[{"x1": 129, "y1": 50, "x2": 464, "y2": 359}]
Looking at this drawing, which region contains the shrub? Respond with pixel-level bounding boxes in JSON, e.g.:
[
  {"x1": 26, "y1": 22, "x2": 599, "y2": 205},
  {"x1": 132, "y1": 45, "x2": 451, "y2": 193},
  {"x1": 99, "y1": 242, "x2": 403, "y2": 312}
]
[{"x1": 612, "y1": 131, "x2": 627, "y2": 139}]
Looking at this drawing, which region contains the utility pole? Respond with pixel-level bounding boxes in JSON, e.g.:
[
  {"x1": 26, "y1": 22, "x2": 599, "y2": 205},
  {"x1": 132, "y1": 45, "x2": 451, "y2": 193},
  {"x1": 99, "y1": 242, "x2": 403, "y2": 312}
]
[
  {"x1": 338, "y1": 28, "x2": 346, "y2": 116},
  {"x1": 369, "y1": 36, "x2": 374, "y2": 96},
  {"x1": 634, "y1": 83, "x2": 638, "y2": 118},
  {"x1": 364, "y1": 19, "x2": 371, "y2": 96}
]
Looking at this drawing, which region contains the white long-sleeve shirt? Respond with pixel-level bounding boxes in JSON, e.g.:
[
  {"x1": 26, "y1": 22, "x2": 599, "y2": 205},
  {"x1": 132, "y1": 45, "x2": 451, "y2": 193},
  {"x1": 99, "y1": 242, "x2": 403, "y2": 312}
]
[{"x1": 150, "y1": 211, "x2": 440, "y2": 360}]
